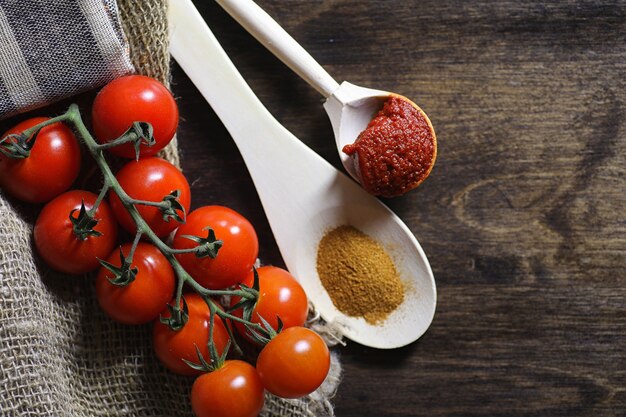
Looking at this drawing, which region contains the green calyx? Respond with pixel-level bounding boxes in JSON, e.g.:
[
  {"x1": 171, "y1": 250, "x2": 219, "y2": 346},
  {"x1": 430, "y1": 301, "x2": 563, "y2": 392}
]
[
  {"x1": 228, "y1": 267, "x2": 261, "y2": 321},
  {"x1": 99, "y1": 247, "x2": 138, "y2": 287},
  {"x1": 183, "y1": 339, "x2": 231, "y2": 373},
  {"x1": 239, "y1": 269, "x2": 284, "y2": 346},
  {"x1": 128, "y1": 121, "x2": 155, "y2": 160},
  {"x1": 246, "y1": 314, "x2": 283, "y2": 346},
  {"x1": 182, "y1": 227, "x2": 223, "y2": 259},
  {"x1": 160, "y1": 190, "x2": 186, "y2": 223},
  {"x1": 70, "y1": 201, "x2": 102, "y2": 240},
  {"x1": 0, "y1": 132, "x2": 33, "y2": 159},
  {"x1": 94, "y1": 121, "x2": 155, "y2": 160},
  {"x1": 160, "y1": 297, "x2": 189, "y2": 331}
]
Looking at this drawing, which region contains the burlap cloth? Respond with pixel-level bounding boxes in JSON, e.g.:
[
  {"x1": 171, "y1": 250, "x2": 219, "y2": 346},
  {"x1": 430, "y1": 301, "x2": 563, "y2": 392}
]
[{"x1": 0, "y1": 1, "x2": 341, "y2": 415}]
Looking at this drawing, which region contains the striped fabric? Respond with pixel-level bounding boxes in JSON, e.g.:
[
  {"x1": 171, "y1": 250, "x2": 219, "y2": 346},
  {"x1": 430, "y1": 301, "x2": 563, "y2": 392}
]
[{"x1": 0, "y1": 0, "x2": 134, "y2": 120}]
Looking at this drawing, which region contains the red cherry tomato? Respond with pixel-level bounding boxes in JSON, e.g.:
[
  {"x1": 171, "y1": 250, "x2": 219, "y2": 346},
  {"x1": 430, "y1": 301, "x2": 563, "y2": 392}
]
[
  {"x1": 231, "y1": 266, "x2": 308, "y2": 340},
  {"x1": 96, "y1": 242, "x2": 175, "y2": 325},
  {"x1": 34, "y1": 190, "x2": 118, "y2": 274},
  {"x1": 191, "y1": 360, "x2": 265, "y2": 417},
  {"x1": 172, "y1": 206, "x2": 258, "y2": 289},
  {"x1": 256, "y1": 327, "x2": 330, "y2": 398},
  {"x1": 109, "y1": 157, "x2": 190, "y2": 237},
  {"x1": 153, "y1": 293, "x2": 229, "y2": 376},
  {"x1": 92, "y1": 75, "x2": 178, "y2": 159},
  {"x1": 0, "y1": 117, "x2": 80, "y2": 203}
]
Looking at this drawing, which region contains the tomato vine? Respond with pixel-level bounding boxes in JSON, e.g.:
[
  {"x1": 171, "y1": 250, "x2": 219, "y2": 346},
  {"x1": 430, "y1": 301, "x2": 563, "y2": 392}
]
[
  {"x1": 1, "y1": 103, "x2": 267, "y2": 359},
  {"x1": 1, "y1": 75, "x2": 331, "y2": 409}
]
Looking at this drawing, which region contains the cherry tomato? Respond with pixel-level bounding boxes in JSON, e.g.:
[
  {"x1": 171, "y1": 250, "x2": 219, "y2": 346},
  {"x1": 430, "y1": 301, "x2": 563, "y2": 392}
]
[
  {"x1": 153, "y1": 293, "x2": 229, "y2": 376},
  {"x1": 172, "y1": 206, "x2": 258, "y2": 289},
  {"x1": 92, "y1": 75, "x2": 178, "y2": 159},
  {"x1": 191, "y1": 360, "x2": 264, "y2": 417},
  {"x1": 109, "y1": 157, "x2": 190, "y2": 237},
  {"x1": 34, "y1": 190, "x2": 118, "y2": 274},
  {"x1": 256, "y1": 327, "x2": 330, "y2": 398},
  {"x1": 231, "y1": 266, "x2": 308, "y2": 340},
  {"x1": 96, "y1": 242, "x2": 175, "y2": 325},
  {"x1": 0, "y1": 117, "x2": 80, "y2": 203}
]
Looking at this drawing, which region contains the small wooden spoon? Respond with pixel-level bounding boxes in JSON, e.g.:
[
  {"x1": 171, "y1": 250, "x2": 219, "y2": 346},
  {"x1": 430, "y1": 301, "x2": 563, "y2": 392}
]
[{"x1": 216, "y1": 0, "x2": 437, "y2": 195}]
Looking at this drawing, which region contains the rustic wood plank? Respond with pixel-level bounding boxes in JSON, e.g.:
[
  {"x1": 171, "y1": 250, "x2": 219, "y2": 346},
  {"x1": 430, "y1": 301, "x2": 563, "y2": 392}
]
[{"x1": 176, "y1": 1, "x2": 626, "y2": 415}]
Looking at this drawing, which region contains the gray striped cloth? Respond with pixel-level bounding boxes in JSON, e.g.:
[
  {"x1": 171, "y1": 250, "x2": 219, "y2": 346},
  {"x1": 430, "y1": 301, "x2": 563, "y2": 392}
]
[{"x1": 0, "y1": 0, "x2": 134, "y2": 120}]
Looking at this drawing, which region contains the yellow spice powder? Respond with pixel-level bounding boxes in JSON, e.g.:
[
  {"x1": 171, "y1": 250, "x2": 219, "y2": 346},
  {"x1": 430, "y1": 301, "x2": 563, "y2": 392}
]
[{"x1": 316, "y1": 225, "x2": 404, "y2": 324}]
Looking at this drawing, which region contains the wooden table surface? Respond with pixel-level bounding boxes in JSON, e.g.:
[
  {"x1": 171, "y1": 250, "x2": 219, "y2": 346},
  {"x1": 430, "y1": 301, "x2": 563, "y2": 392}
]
[{"x1": 177, "y1": 1, "x2": 625, "y2": 415}]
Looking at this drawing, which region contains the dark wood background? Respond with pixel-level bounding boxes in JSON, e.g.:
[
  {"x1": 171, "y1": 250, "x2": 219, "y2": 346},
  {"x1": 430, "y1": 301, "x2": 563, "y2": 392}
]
[
  {"x1": 1, "y1": 1, "x2": 622, "y2": 416},
  {"x1": 177, "y1": 1, "x2": 625, "y2": 416}
]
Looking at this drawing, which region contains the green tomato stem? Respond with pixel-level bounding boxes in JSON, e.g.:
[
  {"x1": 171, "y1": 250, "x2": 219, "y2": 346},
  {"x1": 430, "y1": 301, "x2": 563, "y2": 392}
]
[
  {"x1": 126, "y1": 230, "x2": 143, "y2": 263},
  {"x1": 64, "y1": 104, "x2": 259, "y2": 298},
  {"x1": 167, "y1": 247, "x2": 203, "y2": 255},
  {"x1": 126, "y1": 197, "x2": 167, "y2": 209},
  {"x1": 93, "y1": 131, "x2": 140, "y2": 150},
  {"x1": 87, "y1": 182, "x2": 110, "y2": 218},
  {"x1": 0, "y1": 113, "x2": 72, "y2": 159},
  {"x1": 22, "y1": 113, "x2": 72, "y2": 137}
]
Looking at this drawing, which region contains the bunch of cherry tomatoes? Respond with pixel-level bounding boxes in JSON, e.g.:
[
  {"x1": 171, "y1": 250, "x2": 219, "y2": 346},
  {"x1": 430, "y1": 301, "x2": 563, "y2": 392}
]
[{"x1": 0, "y1": 75, "x2": 330, "y2": 417}]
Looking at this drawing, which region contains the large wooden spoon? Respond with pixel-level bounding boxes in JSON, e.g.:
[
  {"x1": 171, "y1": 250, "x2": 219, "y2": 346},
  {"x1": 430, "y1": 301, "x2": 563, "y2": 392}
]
[{"x1": 169, "y1": 0, "x2": 436, "y2": 348}]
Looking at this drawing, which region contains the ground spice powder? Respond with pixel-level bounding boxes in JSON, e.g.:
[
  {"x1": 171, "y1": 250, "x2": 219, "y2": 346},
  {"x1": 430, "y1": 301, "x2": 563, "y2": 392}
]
[{"x1": 316, "y1": 225, "x2": 404, "y2": 324}]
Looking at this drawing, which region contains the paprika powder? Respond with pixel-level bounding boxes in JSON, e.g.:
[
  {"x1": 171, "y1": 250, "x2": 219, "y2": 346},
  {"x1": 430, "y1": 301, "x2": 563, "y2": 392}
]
[{"x1": 316, "y1": 225, "x2": 404, "y2": 324}]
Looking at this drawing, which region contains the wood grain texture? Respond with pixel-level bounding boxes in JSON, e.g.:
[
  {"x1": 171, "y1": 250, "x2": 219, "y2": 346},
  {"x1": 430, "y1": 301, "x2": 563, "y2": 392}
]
[
  {"x1": 175, "y1": 1, "x2": 625, "y2": 415},
  {"x1": 0, "y1": 0, "x2": 621, "y2": 416}
]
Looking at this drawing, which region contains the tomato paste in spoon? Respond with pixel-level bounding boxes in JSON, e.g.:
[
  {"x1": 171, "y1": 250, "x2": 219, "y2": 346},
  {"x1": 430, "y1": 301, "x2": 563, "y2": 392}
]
[{"x1": 342, "y1": 95, "x2": 437, "y2": 198}]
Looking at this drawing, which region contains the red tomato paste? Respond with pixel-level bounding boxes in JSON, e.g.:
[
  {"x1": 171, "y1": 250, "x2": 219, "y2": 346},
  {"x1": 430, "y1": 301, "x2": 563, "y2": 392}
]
[{"x1": 342, "y1": 95, "x2": 436, "y2": 197}]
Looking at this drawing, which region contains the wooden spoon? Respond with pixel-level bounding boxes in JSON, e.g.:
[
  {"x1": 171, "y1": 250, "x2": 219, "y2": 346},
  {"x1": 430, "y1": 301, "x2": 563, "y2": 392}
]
[
  {"x1": 169, "y1": 0, "x2": 436, "y2": 348},
  {"x1": 215, "y1": 0, "x2": 437, "y2": 196}
]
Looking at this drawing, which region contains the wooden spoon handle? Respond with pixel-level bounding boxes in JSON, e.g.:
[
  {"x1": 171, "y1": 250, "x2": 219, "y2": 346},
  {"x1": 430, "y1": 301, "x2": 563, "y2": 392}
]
[{"x1": 215, "y1": 0, "x2": 340, "y2": 98}]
